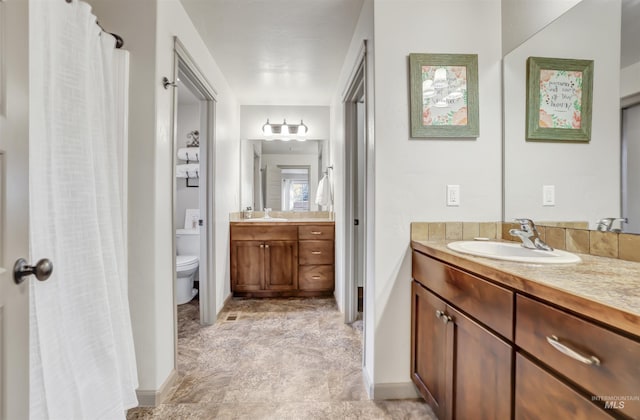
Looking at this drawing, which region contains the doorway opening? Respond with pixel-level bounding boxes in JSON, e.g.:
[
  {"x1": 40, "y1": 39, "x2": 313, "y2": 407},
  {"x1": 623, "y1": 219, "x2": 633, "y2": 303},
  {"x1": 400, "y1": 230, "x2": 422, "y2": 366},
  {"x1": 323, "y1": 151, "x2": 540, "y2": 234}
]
[
  {"x1": 344, "y1": 43, "x2": 367, "y2": 327},
  {"x1": 171, "y1": 38, "x2": 218, "y2": 330}
]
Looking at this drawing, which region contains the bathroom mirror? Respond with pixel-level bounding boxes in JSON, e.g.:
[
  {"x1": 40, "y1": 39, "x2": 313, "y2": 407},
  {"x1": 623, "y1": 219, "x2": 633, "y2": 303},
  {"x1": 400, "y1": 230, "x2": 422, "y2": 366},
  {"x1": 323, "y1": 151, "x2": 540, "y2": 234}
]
[
  {"x1": 503, "y1": 0, "x2": 640, "y2": 234},
  {"x1": 239, "y1": 105, "x2": 331, "y2": 212},
  {"x1": 240, "y1": 138, "x2": 329, "y2": 211}
]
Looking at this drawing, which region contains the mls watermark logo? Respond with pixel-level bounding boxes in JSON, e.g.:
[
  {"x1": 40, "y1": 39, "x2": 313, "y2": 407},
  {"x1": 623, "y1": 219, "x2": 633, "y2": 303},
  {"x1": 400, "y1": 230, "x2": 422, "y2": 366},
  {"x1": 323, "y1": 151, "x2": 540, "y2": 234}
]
[
  {"x1": 604, "y1": 400, "x2": 625, "y2": 410},
  {"x1": 592, "y1": 395, "x2": 639, "y2": 411}
]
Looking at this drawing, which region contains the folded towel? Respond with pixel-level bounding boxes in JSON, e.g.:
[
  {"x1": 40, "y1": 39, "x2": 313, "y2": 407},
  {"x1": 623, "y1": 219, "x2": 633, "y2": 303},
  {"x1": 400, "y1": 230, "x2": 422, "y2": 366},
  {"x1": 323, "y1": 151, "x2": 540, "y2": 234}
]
[
  {"x1": 176, "y1": 163, "x2": 199, "y2": 178},
  {"x1": 315, "y1": 174, "x2": 332, "y2": 207},
  {"x1": 178, "y1": 147, "x2": 199, "y2": 162}
]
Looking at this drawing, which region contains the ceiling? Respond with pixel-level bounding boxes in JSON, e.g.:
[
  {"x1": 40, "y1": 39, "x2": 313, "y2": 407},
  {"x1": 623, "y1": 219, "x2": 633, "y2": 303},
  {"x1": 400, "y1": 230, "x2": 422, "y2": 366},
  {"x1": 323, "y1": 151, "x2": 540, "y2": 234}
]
[
  {"x1": 180, "y1": 0, "x2": 365, "y2": 106},
  {"x1": 621, "y1": 0, "x2": 640, "y2": 68},
  {"x1": 179, "y1": 0, "x2": 638, "y2": 106}
]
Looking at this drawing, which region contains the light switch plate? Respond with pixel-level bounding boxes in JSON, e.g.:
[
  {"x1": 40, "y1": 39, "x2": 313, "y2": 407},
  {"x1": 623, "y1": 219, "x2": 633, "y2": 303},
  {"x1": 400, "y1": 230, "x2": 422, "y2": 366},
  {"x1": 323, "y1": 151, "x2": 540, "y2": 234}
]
[
  {"x1": 447, "y1": 185, "x2": 460, "y2": 206},
  {"x1": 543, "y1": 185, "x2": 555, "y2": 206}
]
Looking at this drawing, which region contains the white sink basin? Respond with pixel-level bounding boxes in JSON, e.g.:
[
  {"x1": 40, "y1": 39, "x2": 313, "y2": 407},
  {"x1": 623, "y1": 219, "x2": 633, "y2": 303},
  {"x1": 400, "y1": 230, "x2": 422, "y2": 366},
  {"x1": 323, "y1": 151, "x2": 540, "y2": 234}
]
[
  {"x1": 447, "y1": 241, "x2": 581, "y2": 264},
  {"x1": 243, "y1": 217, "x2": 288, "y2": 222}
]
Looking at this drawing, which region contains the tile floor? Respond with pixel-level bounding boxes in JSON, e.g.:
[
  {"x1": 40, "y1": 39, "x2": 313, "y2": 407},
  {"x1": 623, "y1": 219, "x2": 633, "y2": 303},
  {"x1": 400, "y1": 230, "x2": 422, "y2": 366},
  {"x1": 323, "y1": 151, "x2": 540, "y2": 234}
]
[{"x1": 127, "y1": 297, "x2": 436, "y2": 419}]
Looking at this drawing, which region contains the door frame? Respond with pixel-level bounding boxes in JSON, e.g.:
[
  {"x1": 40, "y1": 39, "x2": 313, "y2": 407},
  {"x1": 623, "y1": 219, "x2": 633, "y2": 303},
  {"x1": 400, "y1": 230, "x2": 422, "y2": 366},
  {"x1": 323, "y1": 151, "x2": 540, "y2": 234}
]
[
  {"x1": 343, "y1": 42, "x2": 368, "y2": 325},
  {"x1": 170, "y1": 37, "x2": 218, "y2": 332}
]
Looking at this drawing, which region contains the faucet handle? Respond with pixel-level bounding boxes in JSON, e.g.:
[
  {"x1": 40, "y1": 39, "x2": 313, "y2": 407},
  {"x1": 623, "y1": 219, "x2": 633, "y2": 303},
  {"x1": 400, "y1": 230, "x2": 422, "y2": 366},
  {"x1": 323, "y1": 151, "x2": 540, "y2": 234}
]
[{"x1": 514, "y1": 218, "x2": 536, "y2": 231}]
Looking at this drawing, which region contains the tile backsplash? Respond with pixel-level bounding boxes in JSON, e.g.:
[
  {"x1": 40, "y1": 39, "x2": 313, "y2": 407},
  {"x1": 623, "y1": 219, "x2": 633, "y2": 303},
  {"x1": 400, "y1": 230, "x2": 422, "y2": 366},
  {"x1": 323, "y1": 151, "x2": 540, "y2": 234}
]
[{"x1": 411, "y1": 221, "x2": 640, "y2": 263}]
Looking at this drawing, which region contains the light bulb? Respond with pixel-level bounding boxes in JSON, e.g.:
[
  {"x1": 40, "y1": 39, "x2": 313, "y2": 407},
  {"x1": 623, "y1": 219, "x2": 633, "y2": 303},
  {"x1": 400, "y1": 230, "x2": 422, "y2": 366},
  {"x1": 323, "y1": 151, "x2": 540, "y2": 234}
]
[
  {"x1": 298, "y1": 120, "x2": 307, "y2": 135},
  {"x1": 262, "y1": 119, "x2": 272, "y2": 136},
  {"x1": 281, "y1": 119, "x2": 290, "y2": 136}
]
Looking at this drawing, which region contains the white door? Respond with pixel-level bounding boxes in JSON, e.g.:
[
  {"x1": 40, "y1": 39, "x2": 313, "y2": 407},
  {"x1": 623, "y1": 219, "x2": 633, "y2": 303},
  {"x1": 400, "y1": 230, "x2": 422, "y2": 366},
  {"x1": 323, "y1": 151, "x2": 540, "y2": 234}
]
[{"x1": 1, "y1": 1, "x2": 41, "y2": 418}]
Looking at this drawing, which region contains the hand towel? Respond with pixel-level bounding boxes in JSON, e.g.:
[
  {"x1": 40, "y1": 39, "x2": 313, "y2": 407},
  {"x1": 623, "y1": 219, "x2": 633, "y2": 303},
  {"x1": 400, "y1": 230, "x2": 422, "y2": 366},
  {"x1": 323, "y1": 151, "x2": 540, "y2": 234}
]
[
  {"x1": 176, "y1": 163, "x2": 200, "y2": 178},
  {"x1": 178, "y1": 147, "x2": 199, "y2": 162},
  {"x1": 315, "y1": 174, "x2": 332, "y2": 207}
]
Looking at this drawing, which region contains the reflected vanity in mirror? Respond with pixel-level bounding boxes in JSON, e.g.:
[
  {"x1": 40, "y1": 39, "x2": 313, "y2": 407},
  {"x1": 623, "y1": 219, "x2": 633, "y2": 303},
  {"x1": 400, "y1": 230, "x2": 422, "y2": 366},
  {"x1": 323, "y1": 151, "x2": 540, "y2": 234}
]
[
  {"x1": 241, "y1": 139, "x2": 329, "y2": 212},
  {"x1": 503, "y1": 0, "x2": 640, "y2": 234}
]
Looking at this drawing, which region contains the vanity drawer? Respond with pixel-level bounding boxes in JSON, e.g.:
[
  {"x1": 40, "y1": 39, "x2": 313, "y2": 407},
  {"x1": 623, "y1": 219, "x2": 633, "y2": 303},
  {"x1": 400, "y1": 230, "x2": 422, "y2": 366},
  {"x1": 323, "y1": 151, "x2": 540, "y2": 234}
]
[
  {"x1": 299, "y1": 241, "x2": 334, "y2": 265},
  {"x1": 231, "y1": 225, "x2": 297, "y2": 241},
  {"x1": 516, "y1": 295, "x2": 640, "y2": 418},
  {"x1": 299, "y1": 265, "x2": 334, "y2": 291},
  {"x1": 515, "y1": 353, "x2": 614, "y2": 420},
  {"x1": 412, "y1": 251, "x2": 513, "y2": 339},
  {"x1": 298, "y1": 225, "x2": 334, "y2": 240}
]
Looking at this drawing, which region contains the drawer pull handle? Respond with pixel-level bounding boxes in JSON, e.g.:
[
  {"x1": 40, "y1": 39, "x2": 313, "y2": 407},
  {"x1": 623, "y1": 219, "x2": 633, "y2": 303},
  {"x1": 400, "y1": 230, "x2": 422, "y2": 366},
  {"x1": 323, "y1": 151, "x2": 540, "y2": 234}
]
[
  {"x1": 265, "y1": 244, "x2": 269, "y2": 249},
  {"x1": 435, "y1": 310, "x2": 452, "y2": 324},
  {"x1": 311, "y1": 251, "x2": 322, "y2": 255},
  {"x1": 310, "y1": 231, "x2": 322, "y2": 235},
  {"x1": 260, "y1": 244, "x2": 264, "y2": 248},
  {"x1": 546, "y1": 335, "x2": 601, "y2": 366},
  {"x1": 311, "y1": 276, "x2": 321, "y2": 279}
]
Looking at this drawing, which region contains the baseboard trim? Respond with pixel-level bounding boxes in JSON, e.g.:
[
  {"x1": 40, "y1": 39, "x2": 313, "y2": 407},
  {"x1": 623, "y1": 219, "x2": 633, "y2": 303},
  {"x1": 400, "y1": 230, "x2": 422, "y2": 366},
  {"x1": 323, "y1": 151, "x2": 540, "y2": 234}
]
[
  {"x1": 135, "y1": 369, "x2": 179, "y2": 407},
  {"x1": 362, "y1": 366, "x2": 374, "y2": 398},
  {"x1": 222, "y1": 292, "x2": 233, "y2": 309},
  {"x1": 372, "y1": 381, "x2": 420, "y2": 400}
]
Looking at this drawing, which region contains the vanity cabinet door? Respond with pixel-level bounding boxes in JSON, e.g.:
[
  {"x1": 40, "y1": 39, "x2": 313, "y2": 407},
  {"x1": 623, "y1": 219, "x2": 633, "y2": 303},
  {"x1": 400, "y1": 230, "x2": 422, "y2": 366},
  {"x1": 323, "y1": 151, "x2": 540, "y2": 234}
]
[
  {"x1": 264, "y1": 240, "x2": 298, "y2": 291},
  {"x1": 411, "y1": 280, "x2": 513, "y2": 420},
  {"x1": 448, "y1": 305, "x2": 512, "y2": 420},
  {"x1": 231, "y1": 240, "x2": 264, "y2": 292},
  {"x1": 411, "y1": 281, "x2": 449, "y2": 420}
]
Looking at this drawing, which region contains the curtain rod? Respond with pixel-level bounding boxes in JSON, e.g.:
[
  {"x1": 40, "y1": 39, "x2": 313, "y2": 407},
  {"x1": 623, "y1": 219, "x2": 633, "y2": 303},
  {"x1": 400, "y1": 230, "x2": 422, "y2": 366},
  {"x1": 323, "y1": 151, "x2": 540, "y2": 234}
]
[{"x1": 65, "y1": 0, "x2": 124, "y2": 49}]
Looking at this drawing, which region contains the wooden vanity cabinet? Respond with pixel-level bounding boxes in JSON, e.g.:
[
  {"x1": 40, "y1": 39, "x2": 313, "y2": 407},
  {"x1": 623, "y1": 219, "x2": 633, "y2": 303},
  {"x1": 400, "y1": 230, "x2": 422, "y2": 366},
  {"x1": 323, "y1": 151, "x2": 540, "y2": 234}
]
[
  {"x1": 230, "y1": 223, "x2": 334, "y2": 297},
  {"x1": 411, "y1": 281, "x2": 448, "y2": 419},
  {"x1": 411, "y1": 252, "x2": 513, "y2": 420},
  {"x1": 412, "y1": 247, "x2": 640, "y2": 420},
  {"x1": 515, "y1": 353, "x2": 615, "y2": 420},
  {"x1": 298, "y1": 225, "x2": 335, "y2": 292},
  {"x1": 516, "y1": 295, "x2": 640, "y2": 418}
]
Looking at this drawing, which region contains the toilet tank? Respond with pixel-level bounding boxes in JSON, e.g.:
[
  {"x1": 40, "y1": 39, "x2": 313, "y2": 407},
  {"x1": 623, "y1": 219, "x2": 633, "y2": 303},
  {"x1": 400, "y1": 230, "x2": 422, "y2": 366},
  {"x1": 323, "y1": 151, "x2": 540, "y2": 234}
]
[{"x1": 176, "y1": 228, "x2": 200, "y2": 256}]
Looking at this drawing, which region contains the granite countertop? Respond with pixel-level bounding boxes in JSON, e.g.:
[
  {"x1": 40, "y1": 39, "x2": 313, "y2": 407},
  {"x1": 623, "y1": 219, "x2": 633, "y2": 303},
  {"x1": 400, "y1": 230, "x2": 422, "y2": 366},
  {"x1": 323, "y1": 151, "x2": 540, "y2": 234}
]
[
  {"x1": 230, "y1": 217, "x2": 335, "y2": 224},
  {"x1": 412, "y1": 240, "x2": 640, "y2": 338}
]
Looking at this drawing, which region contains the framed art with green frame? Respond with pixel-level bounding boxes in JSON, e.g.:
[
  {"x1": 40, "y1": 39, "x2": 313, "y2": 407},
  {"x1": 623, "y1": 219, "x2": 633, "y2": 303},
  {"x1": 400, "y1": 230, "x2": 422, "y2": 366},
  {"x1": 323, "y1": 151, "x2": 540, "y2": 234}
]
[
  {"x1": 526, "y1": 56, "x2": 594, "y2": 142},
  {"x1": 409, "y1": 53, "x2": 479, "y2": 138}
]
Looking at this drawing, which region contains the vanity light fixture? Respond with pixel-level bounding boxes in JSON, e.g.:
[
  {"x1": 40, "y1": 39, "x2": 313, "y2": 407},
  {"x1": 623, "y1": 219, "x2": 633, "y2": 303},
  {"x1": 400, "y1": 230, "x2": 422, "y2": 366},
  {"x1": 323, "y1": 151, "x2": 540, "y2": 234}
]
[{"x1": 261, "y1": 119, "x2": 309, "y2": 140}]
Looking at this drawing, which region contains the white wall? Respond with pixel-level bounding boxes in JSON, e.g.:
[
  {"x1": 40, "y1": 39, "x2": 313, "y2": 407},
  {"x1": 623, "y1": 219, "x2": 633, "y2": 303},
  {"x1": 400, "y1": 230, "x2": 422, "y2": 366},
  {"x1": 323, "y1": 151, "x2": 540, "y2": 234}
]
[
  {"x1": 501, "y1": 0, "x2": 582, "y2": 55},
  {"x1": 176, "y1": 103, "x2": 200, "y2": 228},
  {"x1": 371, "y1": 0, "x2": 503, "y2": 393},
  {"x1": 88, "y1": 0, "x2": 240, "y2": 395},
  {"x1": 621, "y1": 61, "x2": 640, "y2": 99},
  {"x1": 503, "y1": 0, "x2": 621, "y2": 228}
]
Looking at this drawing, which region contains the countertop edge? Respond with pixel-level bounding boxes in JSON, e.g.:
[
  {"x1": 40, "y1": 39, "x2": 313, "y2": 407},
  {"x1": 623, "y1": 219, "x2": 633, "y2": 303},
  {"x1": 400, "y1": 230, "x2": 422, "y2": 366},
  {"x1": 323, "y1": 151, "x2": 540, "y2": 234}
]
[
  {"x1": 230, "y1": 219, "x2": 335, "y2": 225},
  {"x1": 411, "y1": 240, "x2": 640, "y2": 339}
]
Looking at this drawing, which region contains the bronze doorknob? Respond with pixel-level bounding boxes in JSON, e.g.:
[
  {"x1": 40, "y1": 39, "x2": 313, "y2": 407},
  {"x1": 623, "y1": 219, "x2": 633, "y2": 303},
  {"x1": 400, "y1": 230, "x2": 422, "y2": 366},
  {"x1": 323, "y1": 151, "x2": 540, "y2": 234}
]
[{"x1": 13, "y1": 258, "x2": 53, "y2": 284}]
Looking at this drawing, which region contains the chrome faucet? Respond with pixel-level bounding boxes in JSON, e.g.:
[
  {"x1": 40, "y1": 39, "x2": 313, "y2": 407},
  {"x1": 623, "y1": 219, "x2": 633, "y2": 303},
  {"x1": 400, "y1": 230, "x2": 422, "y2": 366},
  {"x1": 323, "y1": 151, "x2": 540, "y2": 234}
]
[
  {"x1": 595, "y1": 217, "x2": 627, "y2": 232},
  {"x1": 509, "y1": 218, "x2": 553, "y2": 251},
  {"x1": 263, "y1": 208, "x2": 272, "y2": 219}
]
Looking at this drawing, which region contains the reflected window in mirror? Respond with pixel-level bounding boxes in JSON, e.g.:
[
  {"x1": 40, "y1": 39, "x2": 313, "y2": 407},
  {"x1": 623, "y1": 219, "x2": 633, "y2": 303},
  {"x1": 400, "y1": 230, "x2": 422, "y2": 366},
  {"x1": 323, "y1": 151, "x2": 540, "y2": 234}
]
[{"x1": 281, "y1": 167, "x2": 310, "y2": 211}]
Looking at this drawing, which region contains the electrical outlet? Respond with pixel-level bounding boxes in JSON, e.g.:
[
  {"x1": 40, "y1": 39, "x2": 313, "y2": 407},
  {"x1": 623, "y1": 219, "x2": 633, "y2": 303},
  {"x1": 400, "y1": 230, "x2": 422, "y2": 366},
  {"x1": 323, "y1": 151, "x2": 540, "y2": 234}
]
[
  {"x1": 447, "y1": 185, "x2": 460, "y2": 206},
  {"x1": 543, "y1": 185, "x2": 555, "y2": 206}
]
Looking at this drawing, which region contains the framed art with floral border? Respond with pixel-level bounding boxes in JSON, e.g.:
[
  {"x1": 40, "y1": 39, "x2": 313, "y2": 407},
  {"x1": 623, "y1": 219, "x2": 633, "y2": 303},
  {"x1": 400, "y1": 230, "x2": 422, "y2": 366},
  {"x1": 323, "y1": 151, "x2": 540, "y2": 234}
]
[
  {"x1": 409, "y1": 53, "x2": 479, "y2": 138},
  {"x1": 526, "y1": 56, "x2": 594, "y2": 142}
]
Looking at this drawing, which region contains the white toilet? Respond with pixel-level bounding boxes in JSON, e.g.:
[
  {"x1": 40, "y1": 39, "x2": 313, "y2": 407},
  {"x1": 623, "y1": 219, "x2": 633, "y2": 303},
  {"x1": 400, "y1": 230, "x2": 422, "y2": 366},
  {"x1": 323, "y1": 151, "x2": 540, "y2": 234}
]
[{"x1": 176, "y1": 228, "x2": 200, "y2": 305}]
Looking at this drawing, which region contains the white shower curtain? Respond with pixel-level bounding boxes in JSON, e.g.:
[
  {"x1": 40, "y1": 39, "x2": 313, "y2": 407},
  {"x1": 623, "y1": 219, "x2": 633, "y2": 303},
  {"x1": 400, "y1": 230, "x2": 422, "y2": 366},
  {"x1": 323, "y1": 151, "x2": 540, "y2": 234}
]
[{"x1": 29, "y1": 1, "x2": 138, "y2": 419}]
